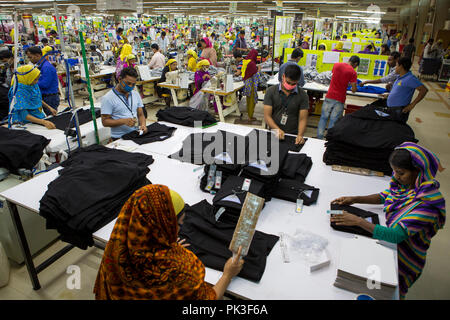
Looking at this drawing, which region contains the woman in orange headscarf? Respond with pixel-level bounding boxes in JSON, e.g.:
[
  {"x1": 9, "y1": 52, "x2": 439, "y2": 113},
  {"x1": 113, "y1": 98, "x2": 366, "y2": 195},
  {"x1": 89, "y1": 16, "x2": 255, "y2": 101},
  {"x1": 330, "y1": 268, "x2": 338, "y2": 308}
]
[{"x1": 94, "y1": 184, "x2": 243, "y2": 300}]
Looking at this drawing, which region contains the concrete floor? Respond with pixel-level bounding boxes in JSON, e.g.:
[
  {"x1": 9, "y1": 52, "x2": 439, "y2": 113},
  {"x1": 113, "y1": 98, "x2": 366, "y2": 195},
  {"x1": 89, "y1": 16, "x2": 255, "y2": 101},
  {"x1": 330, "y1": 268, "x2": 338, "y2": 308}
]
[{"x1": 0, "y1": 61, "x2": 449, "y2": 300}]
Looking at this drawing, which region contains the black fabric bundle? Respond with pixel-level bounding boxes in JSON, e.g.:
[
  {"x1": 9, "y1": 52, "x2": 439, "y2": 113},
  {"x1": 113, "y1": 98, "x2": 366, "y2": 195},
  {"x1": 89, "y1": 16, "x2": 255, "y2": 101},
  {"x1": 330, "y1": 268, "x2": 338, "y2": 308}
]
[
  {"x1": 179, "y1": 200, "x2": 279, "y2": 282},
  {"x1": 39, "y1": 145, "x2": 153, "y2": 249},
  {"x1": 281, "y1": 153, "x2": 313, "y2": 182},
  {"x1": 271, "y1": 178, "x2": 319, "y2": 205},
  {"x1": 156, "y1": 106, "x2": 217, "y2": 127},
  {"x1": 199, "y1": 163, "x2": 242, "y2": 194},
  {"x1": 121, "y1": 122, "x2": 176, "y2": 145},
  {"x1": 0, "y1": 127, "x2": 50, "y2": 173},
  {"x1": 47, "y1": 108, "x2": 101, "y2": 131},
  {"x1": 330, "y1": 204, "x2": 380, "y2": 238},
  {"x1": 324, "y1": 105, "x2": 418, "y2": 175}
]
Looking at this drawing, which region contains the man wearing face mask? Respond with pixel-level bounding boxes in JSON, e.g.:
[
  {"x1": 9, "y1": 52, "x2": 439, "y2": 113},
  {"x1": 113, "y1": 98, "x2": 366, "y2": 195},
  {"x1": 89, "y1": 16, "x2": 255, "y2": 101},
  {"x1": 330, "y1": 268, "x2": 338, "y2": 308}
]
[
  {"x1": 101, "y1": 67, "x2": 147, "y2": 141},
  {"x1": 263, "y1": 64, "x2": 309, "y2": 145}
]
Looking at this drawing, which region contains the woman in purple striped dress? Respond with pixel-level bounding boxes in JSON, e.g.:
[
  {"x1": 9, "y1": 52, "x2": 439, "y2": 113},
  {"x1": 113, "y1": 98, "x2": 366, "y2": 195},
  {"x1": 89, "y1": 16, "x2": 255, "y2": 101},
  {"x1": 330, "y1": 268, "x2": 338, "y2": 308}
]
[{"x1": 331, "y1": 142, "x2": 446, "y2": 299}]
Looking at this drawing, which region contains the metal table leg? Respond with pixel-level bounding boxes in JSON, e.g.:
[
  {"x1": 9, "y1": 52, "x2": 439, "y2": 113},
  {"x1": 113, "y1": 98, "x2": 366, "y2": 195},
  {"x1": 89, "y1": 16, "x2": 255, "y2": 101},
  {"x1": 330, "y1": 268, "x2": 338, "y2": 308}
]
[{"x1": 7, "y1": 201, "x2": 41, "y2": 290}]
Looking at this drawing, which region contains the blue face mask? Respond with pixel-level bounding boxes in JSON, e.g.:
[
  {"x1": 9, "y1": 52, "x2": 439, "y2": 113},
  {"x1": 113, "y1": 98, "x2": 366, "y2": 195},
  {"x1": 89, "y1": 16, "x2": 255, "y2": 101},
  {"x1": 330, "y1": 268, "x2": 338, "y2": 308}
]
[{"x1": 120, "y1": 80, "x2": 135, "y2": 92}]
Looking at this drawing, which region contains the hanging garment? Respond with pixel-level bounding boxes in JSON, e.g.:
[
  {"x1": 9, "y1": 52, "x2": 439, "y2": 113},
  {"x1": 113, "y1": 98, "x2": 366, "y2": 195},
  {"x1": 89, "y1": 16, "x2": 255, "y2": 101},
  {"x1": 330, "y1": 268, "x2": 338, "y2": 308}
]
[
  {"x1": 39, "y1": 145, "x2": 154, "y2": 249},
  {"x1": 271, "y1": 178, "x2": 320, "y2": 205},
  {"x1": 330, "y1": 204, "x2": 380, "y2": 238},
  {"x1": 179, "y1": 200, "x2": 279, "y2": 282},
  {"x1": 0, "y1": 127, "x2": 50, "y2": 173},
  {"x1": 156, "y1": 106, "x2": 217, "y2": 127},
  {"x1": 47, "y1": 108, "x2": 102, "y2": 131},
  {"x1": 121, "y1": 122, "x2": 176, "y2": 145}
]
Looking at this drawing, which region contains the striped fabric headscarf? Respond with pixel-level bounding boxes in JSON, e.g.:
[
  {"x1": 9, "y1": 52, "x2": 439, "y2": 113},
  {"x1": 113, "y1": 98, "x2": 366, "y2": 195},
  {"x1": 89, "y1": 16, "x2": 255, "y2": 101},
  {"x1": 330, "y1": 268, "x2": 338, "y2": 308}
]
[
  {"x1": 94, "y1": 185, "x2": 216, "y2": 300},
  {"x1": 379, "y1": 142, "x2": 446, "y2": 299}
]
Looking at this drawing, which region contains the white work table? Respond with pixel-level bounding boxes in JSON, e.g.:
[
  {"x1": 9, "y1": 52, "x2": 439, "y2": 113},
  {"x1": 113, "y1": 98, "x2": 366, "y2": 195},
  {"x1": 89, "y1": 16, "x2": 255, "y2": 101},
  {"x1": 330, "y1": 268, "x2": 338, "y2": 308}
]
[
  {"x1": 9, "y1": 105, "x2": 111, "y2": 155},
  {"x1": 201, "y1": 81, "x2": 245, "y2": 123},
  {"x1": 81, "y1": 65, "x2": 117, "y2": 80},
  {"x1": 0, "y1": 122, "x2": 397, "y2": 299}
]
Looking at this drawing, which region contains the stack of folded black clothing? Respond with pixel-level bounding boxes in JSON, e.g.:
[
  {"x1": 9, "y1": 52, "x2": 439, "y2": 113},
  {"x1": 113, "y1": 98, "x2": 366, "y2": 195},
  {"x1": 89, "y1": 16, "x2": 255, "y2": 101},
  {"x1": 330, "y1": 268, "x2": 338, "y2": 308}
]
[
  {"x1": 121, "y1": 122, "x2": 176, "y2": 145},
  {"x1": 170, "y1": 130, "x2": 248, "y2": 165},
  {"x1": 324, "y1": 105, "x2": 418, "y2": 175},
  {"x1": 199, "y1": 163, "x2": 242, "y2": 194},
  {"x1": 179, "y1": 200, "x2": 279, "y2": 282},
  {"x1": 0, "y1": 127, "x2": 50, "y2": 173},
  {"x1": 47, "y1": 108, "x2": 101, "y2": 130},
  {"x1": 39, "y1": 145, "x2": 153, "y2": 249},
  {"x1": 280, "y1": 153, "x2": 313, "y2": 182},
  {"x1": 156, "y1": 106, "x2": 217, "y2": 127}
]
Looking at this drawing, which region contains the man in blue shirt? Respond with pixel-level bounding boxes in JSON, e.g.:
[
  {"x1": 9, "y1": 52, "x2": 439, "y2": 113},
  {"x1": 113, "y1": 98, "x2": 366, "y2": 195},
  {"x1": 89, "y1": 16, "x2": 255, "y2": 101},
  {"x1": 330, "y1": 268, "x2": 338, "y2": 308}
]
[
  {"x1": 101, "y1": 67, "x2": 147, "y2": 140},
  {"x1": 278, "y1": 48, "x2": 305, "y2": 88},
  {"x1": 25, "y1": 46, "x2": 59, "y2": 116},
  {"x1": 379, "y1": 57, "x2": 428, "y2": 123}
]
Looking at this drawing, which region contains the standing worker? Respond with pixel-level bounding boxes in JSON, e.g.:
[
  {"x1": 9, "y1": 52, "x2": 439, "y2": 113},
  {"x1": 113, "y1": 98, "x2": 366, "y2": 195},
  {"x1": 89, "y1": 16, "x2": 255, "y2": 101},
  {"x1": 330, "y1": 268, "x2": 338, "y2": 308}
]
[
  {"x1": 317, "y1": 56, "x2": 360, "y2": 139},
  {"x1": 25, "y1": 46, "x2": 60, "y2": 116},
  {"x1": 278, "y1": 48, "x2": 305, "y2": 88},
  {"x1": 157, "y1": 31, "x2": 169, "y2": 54}
]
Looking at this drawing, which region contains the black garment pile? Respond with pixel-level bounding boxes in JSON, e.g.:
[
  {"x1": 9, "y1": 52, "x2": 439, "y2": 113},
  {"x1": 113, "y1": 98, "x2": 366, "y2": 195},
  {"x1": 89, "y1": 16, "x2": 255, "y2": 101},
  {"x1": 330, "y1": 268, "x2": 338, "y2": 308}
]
[
  {"x1": 330, "y1": 204, "x2": 380, "y2": 238},
  {"x1": 323, "y1": 104, "x2": 418, "y2": 175},
  {"x1": 0, "y1": 127, "x2": 50, "y2": 173},
  {"x1": 39, "y1": 145, "x2": 153, "y2": 249},
  {"x1": 156, "y1": 106, "x2": 217, "y2": 128},
  {"x1": 121, "y1": 122, "x2": 176, "y2": 145},
  {"x1": 179, "y1": 200, "x2": 279, "y2": 282},
  {"x1": 47, "y1": 108, "x2": 101, "y2": 131}
]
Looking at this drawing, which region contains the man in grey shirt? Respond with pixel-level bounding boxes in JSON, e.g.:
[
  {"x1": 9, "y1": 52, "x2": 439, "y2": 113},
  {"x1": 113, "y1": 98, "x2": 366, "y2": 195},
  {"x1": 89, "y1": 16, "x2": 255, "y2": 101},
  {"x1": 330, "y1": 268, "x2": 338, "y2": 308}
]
[
  {"x1": 359, "y1": 51, "x2": 400, "y2": 91},
  {"x1": 264, "y1": 64, "x2": 309, "y2": 145},
  {"x1": 278, "y1": 48, "x2": 305, "y2": 88}
]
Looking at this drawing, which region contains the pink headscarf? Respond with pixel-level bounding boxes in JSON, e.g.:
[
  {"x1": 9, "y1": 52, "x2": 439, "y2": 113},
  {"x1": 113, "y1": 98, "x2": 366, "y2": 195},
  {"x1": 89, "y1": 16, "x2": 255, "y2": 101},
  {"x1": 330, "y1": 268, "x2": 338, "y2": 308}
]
[{"x1": 202, "y1": 37, "x2": 212, "y2": 48}]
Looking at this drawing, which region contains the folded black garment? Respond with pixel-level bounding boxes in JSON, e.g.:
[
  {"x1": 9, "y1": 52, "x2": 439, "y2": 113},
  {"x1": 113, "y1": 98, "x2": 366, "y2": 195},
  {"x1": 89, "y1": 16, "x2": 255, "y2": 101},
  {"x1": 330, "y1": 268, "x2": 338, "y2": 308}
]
[
  {"x1": 169, "y1": 131, "x2": 249, "y2": 165},
  {"x1": 39, "y1": 161, "x2": 151, "y2": 249},
  {"x1": 179, "y1": 200, "x2": 279, "y2": 282},
  {"x1": 156, "y1": 106, "x2": 217, "y2": 127},
  {"x1": 326, "y1": 106, "x2": 417, "y2": 149},
  {"x1": 271, "y1": 178, "x2": 319, "y2": 205},
  {"x1": 62, "y1": 144, "x2": 154, "y2": 168},
  {"x1": 325, "y1": 140, "x2": 393, "y2": 161},
  {"x1": 47, "y1": 108, "x2": 101, "y2": 131},
  {"x1": 330, "y1": 204, "x2": 380, "y2": 238},
  {"x1": 239, "y1": 166, "x2": 278, "y2": 202},
  {"x1": 0, "y1": 127, "x2": 50, "y2": 173},
  {"x1": 199, "y1": 163, "x2": 242, "y2": 193},
  {"x1": 121, "y1": 122, "x2": 176, "y2": 145},
  {"x1": 283, "y1": 135, "x2": 308, "y2": 152},
  {"x1": 246, "y1": 129, "x2": 290, "y2": 167},
  {"x1": 213, "y1": 175, "x2": 265, "y2": 214},
  {"x1": 281, "y1": 153, "x2": 313, "y2": 182}
]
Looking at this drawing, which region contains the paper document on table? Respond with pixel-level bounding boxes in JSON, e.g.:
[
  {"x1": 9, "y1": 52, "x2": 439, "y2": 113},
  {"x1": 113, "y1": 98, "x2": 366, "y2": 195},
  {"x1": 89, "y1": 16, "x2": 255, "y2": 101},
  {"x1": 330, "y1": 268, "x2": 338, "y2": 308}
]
[
  {"x1": 353, "y1": 44, "x2": 361, "y2": 53},
  {"x1": 322, "y1": 51, "x2": 340, "y2": 64},
  {"x1": 137, "y1": 65, "x2": 152, "y2": 81},
  {"x1": 180, "y1": 73, "x2": 190, "y2": 89},
  {"x1": 343, "y1": 41, "x2": 353, "y2": 50}
]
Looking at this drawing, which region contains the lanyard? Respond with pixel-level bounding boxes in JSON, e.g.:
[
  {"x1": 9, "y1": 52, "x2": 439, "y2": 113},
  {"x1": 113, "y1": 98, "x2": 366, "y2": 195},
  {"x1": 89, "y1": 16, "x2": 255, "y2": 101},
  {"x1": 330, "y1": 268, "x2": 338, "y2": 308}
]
[
  {"x1": 112, "y1": 88, "x2": 134, "y2": 117},
  {"x1": 280, "y1": 90, "x2": 294, "y2": 114}
]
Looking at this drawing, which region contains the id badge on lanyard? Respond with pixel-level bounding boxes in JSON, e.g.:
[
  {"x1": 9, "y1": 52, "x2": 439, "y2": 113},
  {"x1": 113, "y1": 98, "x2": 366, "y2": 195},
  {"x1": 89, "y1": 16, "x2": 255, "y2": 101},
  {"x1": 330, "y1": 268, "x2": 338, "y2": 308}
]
[{"x1": 281, "y1": 113, "x2": 288, "y2": 125}]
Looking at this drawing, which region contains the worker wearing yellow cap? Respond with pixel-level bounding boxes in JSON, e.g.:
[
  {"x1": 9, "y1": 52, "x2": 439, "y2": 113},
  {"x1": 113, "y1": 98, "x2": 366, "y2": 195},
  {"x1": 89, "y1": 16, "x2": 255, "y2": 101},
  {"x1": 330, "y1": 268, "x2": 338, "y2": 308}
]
[
  {"x1": 186, "y1": 49, "x2": 198, "y2": 72},
  {"x1": 159, "y1": 59, "x2": 178, "y2": 107},
  {"x1": 194, "y1": 59, "x2": 210, "y2": 95}
]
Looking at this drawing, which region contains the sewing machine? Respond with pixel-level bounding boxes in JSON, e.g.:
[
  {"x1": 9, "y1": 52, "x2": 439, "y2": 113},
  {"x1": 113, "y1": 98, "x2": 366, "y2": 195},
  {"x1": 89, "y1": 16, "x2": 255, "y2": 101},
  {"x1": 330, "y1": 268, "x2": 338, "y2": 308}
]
[{"x1": 165, "y1": 70, "x2": 180, "y2": 85}]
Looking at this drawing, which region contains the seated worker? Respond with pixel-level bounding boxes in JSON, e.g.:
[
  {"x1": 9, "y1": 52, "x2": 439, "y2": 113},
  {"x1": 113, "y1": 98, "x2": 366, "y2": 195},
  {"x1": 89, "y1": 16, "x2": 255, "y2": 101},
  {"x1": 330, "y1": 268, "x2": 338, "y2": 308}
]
[
  {"x1": 380, "y1": 44, "x2": 390, "y2": 56},
  {"x1": 360, "y1": 51, "x2": 400, "y2": 91},
  {"x1": 90, "y1": 45, "x2": 104, "y2": 62},
  {"x1": 232, "y1": 51, "x2": 244, "y2": 77},
  {"x1": 378, "y1": 57, "x2": 427, "y2": 123},
  {"x1": 342, "y1": 35, "x2": 348, "y2": 41},
  {"x1": 331, "y1": 142, "x2": 445, "y2": 300},
  {"x1": 194, "y1": 59, "x2": 211, "y2": 95},
  {"x1": 158, "y1": 59, "x2": 178, "y2": 108},
  {"x1": 332, "y1": 42, "x2": 345, "y2": 52},
  {"x1": 358, "y1": 44, "x2": 377, "y2": 54},
  {"x1": 263, "y1": 64, "x2": 309, "y2": 145},
  {"x1": 186, "y1": 49, "x2": 198, "y2": 72},
  {"x1": 278, "y1": 48, "x2": 305, "y2": 88},
  {"x1": 94, "y1": 184, "x2": 244, "y2": 300},
  {"x1": 123, "y1": 54, "x2": 137, "y2": 69},
  {"x1": 101, "y1": 67, "x2": 147, "y2": 140},
  {"x1": 25, "y1": 46, "x2": 60, "y2": 116},
  {"x1": 8, "y1": 65, "x2": 56, "y2": 129},
  {"x1": 318, "y1": 43, "x2": 327, "y2": 51},
  {"x1": 148, "y1": 43, "x2": 166, "y2": 70},
  {"x1": 115, "y1": 43, "x2": 132, "y2": 80}
]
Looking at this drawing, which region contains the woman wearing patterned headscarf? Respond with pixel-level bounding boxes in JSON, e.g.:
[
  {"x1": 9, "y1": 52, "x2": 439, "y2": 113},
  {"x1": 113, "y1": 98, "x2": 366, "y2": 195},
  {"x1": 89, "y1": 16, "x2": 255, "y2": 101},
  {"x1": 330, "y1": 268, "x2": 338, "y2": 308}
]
[
  {"x1": 94, "y1": 185, "x2": 244, "y2": 300},
  {"x1": 8, "y1": 65, "x2": 56, "y2": 129},
  {"x1": 331, "y1": 142, "x2": 446, "y2": 299},
  {"x1": 200, "y1": 37, "x2": 217, "y2": 67}
]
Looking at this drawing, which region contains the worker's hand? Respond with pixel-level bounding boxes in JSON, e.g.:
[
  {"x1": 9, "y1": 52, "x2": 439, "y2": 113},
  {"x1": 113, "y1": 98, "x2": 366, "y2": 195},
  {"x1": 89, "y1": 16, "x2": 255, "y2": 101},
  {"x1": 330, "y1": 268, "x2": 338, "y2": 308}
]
[
  {"x1": 378, "y1": 93, "x2": 389, "y2": 99},
  {"x1": 331, "y1": 196, "x2": 357, "y2": 206},
  {"x1": 402, "y1": 103, "x2": 415, "y2": 113},
  {"x1": 295, "y1": 135, "x2": 305, "y2": 145},
  {"x1": 330, "y1": 211, "x2": 362, "y2": 227},
  {"x1": 123, "y1": 118, "x2": 136, "y2": 127},
  {"x1": 203, "y1": 74, "x2": 210, "y2": 80},
  {"x1": 274, "y1": 128, "x2": 285, "y2": 140},
  {"x1": 43, "y1": 120, "x2": 56, "y2": 130},
  {"x1": 359, "y1": 81, "x2": 367, "y2": 87},
  {"x1": 139, "y1": 124, "x2": 148, "y2": 133},
  {"x1": 386, "y1": 83, "x2": 393, "y2": 92},
  {"x1": 49, "y1": 107, "x2": 58, "y2": 116},
  {"x1": 223, "y1": 246, "x2": 244, "y2": 279},
  {"x1": 177, "y1": 237, "x2": 190, "y2": 248}
]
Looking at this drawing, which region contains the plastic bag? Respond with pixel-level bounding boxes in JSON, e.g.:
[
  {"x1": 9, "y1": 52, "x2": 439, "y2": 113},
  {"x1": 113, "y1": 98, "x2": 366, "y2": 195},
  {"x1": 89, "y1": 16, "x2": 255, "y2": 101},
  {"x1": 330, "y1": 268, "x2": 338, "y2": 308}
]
[
  {"x1": 285, "y1": 228, "x2": 328, "y2": 264},
  {"x1": 189, "y1": 81, "x2": 211, "y2": 111}
]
